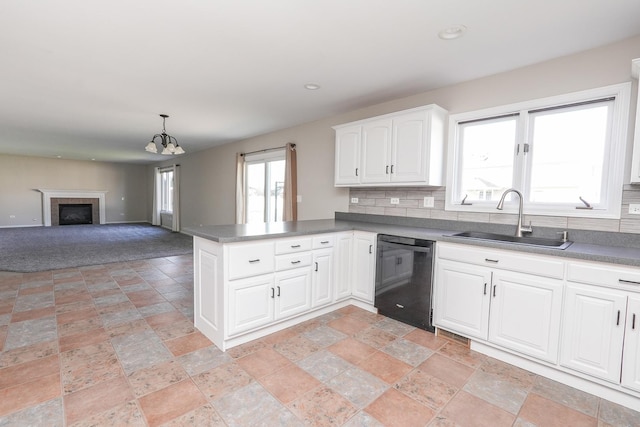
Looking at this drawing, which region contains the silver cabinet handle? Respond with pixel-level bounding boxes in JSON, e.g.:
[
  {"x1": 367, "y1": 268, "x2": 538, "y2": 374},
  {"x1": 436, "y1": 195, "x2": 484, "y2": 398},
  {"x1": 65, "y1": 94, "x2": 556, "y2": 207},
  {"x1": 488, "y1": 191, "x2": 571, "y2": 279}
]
[
  {"x1": 619, "y1": 279, "x2": 640, "y2": 285},
  {"x1": 315, "y1": 262, "x2": 318, "y2": 272},
  {"x1": 291, "y1": 260, "x2": 301, "y2": 264},
  {"x1": 390, "y1": 165, "x2": 394, "y2": 174},
  {"x1": 369, "y1": 245, "x2": 373, "y2": 254},
  {"x1": 355, "y1": 168, "x2": 358, "y2": 176},
  {"x1": 493, "y1": 285, "x2": 497, "y2": 297},
  {"x1": 633, "y1": 313, "x2": 636, "y2": 330},
  {"x1": 320, "y1": 241, "x2": 329, "y2": 244},
  {"x1": 249, "y1": 259, "x2": 260, "y2": 263},
  {"x1": 617, "y1": 310, "x2": 621, "y2": 326},
  {"x1": 277, "y1": 286, "x2": 281, "y2": 297},
  {"x1": 291, "y1": 244, "x2": 301, "y2": 248},
  {"x1": 484, "y1": 283, "x2": 487, "y2": 295},
  {"x1": 485, "y1": 258, "x2": 499, "y2": 263},
  {"x1": 386, "y1": 165, "x2": 389, "y2": 174},
  {"x1": 271, "y1": 288, "x2": 275, "y2": 298}
]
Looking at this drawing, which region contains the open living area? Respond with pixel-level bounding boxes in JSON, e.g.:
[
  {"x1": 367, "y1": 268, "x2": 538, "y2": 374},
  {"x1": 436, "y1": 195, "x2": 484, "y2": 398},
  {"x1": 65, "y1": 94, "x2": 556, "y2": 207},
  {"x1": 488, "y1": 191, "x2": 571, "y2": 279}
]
[{"x1": 2, "y1": 1, "x2": 640, "y2": 426}]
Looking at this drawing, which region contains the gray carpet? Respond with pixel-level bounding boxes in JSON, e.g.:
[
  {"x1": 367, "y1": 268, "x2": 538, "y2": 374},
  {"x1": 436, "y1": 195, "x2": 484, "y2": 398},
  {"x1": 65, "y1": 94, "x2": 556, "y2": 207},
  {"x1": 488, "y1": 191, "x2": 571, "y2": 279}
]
[{"x1": 0, "y1": 223, "x2": 193, "y2": 273}]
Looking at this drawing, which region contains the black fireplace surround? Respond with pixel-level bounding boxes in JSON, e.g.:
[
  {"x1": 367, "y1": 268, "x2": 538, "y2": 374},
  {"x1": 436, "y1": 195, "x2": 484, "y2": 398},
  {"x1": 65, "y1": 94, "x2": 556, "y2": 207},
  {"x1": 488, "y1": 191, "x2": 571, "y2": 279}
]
[{"x1": 58, "y1": 204, "x2": 93, "y2": 225}]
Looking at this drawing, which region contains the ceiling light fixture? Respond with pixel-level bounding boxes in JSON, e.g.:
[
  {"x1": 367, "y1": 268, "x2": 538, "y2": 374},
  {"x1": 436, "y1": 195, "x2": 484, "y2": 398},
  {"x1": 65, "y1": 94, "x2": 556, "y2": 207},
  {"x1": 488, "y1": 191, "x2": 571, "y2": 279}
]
[
  {"x1": 438, "y1": 25, "x2": 467, "y2": 40},
  {"x1": 145, "y1": 114, "x2": 185, "y2": 155},
  {"x1": 304, "y1": 83, "x2": 321, "y2": 90}
]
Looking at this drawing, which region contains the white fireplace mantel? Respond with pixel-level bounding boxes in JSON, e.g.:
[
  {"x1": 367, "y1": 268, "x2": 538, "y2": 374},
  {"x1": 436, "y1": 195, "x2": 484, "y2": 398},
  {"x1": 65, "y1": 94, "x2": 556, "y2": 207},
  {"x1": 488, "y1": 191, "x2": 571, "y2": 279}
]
[{"x1": 38, "y1": 189, "x2": 107, "y2": 226}]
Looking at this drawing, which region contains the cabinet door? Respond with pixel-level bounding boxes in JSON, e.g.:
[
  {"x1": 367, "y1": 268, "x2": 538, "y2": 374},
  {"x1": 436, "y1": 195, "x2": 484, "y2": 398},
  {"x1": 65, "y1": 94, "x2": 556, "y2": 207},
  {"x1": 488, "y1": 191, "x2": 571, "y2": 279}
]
[
  {"x1": 275, "y1": 268, "x2": 312, "y2": 320},
  {"x1": 622, "y1": 296, "x2": 640, "y2": 392},
  {"x1": 334, "y1": 125, "x2": 361, "y2": 185},
  {"x1": 352, "y1": 231, "x2": 376, "y2": 303},
  {"x1": 489, "y1": 271, "x2": 563, "y2": 363},
  {"x1": 227, "y1": 274, "x2": 275, "y2": 337},
  {"x1": 360, "y1": 119, "x2": 392, "y2": 184},
  {"x1": 391, "y1": 111, "x2": 428, "y2": 183},
  {"x1": 334, "y1": 232, "x2": 353, "y2": 301},
  {"x1": 312, "y1": 248, "x2": 334, "y2": 308},
  {"x1": 434, "y1": 259, "x2": 491, "y2": 340},
  {"x1": 560, "y1": 283, "x2": 627, "y2": 383}
]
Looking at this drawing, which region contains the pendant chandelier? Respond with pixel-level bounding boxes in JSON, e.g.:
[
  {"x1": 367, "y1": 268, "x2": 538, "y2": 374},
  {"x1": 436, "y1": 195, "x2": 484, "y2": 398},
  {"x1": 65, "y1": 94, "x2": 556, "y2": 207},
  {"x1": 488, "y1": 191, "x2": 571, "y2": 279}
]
[{"x1": 145, "y1": 114, "x2": 185, "y2": 155}]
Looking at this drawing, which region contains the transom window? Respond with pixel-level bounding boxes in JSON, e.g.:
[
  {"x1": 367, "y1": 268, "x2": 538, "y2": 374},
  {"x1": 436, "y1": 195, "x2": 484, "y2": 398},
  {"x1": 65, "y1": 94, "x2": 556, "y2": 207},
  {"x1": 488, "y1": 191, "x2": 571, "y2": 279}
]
[{"x1": 446, "y1": 83, "x2": 631, "y2": 218}]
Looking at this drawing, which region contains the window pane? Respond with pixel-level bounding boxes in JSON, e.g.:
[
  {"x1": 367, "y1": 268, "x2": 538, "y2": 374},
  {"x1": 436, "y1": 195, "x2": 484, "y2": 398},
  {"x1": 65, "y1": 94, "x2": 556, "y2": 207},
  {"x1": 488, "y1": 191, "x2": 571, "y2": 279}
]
[
  {"x1": 529, "y1": 103, "x2": 610, "y2": 204},
  {"x1": 246, "y1": 162, "x2": 265, "y2": 223},
  {"x1": 160, "y1": 171, "x2": 173, "y2": 212},
  {"x1": 459, "y1": 118, "x2": 516, "y2": 202},
  {"x1": 268, "y1": 160, "x2": 285, "y2": 222}
]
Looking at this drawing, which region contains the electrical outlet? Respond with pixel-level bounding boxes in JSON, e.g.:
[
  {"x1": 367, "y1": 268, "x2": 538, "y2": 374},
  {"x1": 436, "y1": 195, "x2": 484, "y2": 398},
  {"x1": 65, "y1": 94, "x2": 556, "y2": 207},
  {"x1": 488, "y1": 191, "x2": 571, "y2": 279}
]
[
  {"x1": 423, "y1": 197, "x2": 435, "y2": 208},
  {"x1": 390, "y1": 198, "x2": 400, "y2": 205},
  {"x1": 350, "y1": 197, "x2": 359, "y2": 204},
  {"x1": 297, "y1": 195, "x2": 302, "y2": 203},
  {"x1": 629, "y1": 204, "x2": 640, "y2": 214}
]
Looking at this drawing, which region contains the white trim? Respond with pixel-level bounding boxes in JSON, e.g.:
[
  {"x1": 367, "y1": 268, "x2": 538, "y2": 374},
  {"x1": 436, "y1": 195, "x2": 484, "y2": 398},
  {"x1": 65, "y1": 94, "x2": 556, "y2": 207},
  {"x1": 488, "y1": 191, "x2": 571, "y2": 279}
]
[
  {"x1": 445, "y1": 83, "x2": 631, "y2": 219},
  {"x1": 37, "y1": 189, "x2": 107, "y2": 226}
]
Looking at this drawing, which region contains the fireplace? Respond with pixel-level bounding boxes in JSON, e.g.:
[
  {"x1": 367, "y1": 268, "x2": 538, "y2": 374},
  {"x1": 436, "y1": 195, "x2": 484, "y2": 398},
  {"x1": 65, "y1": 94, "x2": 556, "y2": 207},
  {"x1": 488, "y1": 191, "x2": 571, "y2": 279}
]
[
  {"x1": 38, "y1": 189, "x2": 107, "y2": 226},
  {"x1": 59, "y1": 204, "x2": 93, "y2": 225}
]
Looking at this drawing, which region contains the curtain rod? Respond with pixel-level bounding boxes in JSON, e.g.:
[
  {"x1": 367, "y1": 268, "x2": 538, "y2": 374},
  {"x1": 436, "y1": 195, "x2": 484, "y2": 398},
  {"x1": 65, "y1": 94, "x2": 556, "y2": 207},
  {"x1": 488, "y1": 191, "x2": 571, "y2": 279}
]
[{"x1": 240, "y1": 143, "x2": 296, "y2": 157}]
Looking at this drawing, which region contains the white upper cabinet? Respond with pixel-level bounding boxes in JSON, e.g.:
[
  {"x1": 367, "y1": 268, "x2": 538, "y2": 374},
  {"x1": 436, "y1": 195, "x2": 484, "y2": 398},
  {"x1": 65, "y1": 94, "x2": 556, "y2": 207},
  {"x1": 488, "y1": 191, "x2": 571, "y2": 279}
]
[
  {"x1": 334, "y1": 104, "x2": 447, "y2": 187},
  {"x1": 629, "y1": 58, "x2": 640, "y2": 183},
  {"x1": 334, "y1": 125, "x2": 362, "y2": 185}
]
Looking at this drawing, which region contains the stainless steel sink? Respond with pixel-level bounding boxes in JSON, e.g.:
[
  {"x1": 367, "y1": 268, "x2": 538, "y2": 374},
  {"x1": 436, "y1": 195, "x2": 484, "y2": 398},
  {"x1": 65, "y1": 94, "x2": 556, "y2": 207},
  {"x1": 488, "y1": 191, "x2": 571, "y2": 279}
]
[{"x1": 452, "y1": 231, "x2": 573, "y2": 250}]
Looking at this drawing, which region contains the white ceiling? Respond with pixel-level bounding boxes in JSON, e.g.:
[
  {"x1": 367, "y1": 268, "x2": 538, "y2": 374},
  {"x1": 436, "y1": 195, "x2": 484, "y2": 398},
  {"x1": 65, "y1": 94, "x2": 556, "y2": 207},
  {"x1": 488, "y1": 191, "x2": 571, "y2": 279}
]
[{"x1": 2, "y1": 0, "x2": 640, "y2": 164}]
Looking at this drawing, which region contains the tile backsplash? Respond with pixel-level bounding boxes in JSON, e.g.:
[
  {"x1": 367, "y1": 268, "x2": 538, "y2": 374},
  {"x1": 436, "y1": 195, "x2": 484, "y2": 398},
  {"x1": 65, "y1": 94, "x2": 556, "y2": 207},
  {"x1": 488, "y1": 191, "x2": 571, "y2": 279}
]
[{"x1": 348, "y1": 185, "x2": 640, "y2": 234}]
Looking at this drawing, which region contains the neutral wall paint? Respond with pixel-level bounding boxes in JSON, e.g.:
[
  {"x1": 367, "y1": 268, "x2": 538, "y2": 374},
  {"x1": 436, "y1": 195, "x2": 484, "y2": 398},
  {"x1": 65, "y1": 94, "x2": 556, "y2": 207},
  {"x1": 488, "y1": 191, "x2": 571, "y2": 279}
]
[
  {"x1": 0, "y1": 154, "x2": 148, "y2": 227},
  {"x1": 152, "y1": 35, "x2": 639, "y2": 229}
]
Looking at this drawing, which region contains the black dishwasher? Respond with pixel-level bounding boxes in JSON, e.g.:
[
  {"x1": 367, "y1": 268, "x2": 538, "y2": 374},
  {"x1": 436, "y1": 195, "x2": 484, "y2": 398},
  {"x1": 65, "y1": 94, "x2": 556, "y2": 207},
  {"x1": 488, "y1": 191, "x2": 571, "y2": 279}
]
[{"x1": 374, "y1": 234, "x2": 435, "y2": 332}]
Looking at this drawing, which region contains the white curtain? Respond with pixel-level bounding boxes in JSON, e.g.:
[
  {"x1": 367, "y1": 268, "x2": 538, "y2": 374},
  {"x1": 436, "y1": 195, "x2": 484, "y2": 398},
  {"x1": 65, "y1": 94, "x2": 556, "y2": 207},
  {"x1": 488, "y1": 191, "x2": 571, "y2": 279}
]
[
  {"x1": 152, "y1": 167, "x2": 161, "y2": 225},
  {"x1": 283, "y1": 143, "x2": 297, "y2": 221},
  {"x1": 171, "y1": 164, "x2": 180, "y2": 232},
  {"x1": 235, "y1": 153, "x2": 246, "y2": 224}
]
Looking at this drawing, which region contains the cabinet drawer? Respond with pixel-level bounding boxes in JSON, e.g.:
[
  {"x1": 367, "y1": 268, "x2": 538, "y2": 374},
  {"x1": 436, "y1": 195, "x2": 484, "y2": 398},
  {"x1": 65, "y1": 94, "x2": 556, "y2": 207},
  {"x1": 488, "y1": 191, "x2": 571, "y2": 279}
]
[
  {"x1": 437, "y1": 242, "x2": 564, "y2": 279},
  {"x1": 276, "y1": 252, "x2": 312, "y2": 271},
  {"x1": 567, "y1": 261, "x2": 640, "y2": 290},
  {"x1": 275, "y1": 238, "x2": 313, "y2": 255},
  {"x1": 313, "y1": 234, "x2": 335, "y2": 249},
  {"x1": 227, "y1": 242, "x2": 275, "y2": 280}
]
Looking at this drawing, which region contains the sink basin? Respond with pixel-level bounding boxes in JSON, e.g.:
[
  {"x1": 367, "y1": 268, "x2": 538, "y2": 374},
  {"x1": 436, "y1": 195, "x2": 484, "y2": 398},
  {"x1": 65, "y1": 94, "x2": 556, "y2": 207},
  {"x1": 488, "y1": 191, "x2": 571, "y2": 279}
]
[{"x1": 452, "y1": 231, "x2": 572, "y2": 250}]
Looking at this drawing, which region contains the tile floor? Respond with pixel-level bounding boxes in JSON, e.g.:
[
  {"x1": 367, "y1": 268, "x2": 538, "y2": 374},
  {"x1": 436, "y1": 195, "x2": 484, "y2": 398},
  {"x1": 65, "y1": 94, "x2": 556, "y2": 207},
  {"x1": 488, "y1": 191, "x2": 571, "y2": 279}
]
[{"x1": 1, "y1": 256, "x2": 640, "y2": 426}]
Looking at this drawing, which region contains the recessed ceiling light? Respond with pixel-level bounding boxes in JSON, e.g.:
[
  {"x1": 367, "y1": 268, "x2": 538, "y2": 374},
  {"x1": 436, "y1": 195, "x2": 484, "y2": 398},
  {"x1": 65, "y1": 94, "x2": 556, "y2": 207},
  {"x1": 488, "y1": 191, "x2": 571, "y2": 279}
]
[
  {"x1": 438, "y1": 25, "x2": 467, "y2": 40},
  {"x1": 304, "y1": 83, "x2": 321, "y2": 90}
]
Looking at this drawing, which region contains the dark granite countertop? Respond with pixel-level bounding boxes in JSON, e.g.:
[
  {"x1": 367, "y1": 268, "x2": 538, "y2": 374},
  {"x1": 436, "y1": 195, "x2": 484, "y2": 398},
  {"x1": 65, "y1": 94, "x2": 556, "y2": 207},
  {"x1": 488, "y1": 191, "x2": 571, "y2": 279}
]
[{"x1": 183, "y1": 215, "x2": 640, "y2": 268}]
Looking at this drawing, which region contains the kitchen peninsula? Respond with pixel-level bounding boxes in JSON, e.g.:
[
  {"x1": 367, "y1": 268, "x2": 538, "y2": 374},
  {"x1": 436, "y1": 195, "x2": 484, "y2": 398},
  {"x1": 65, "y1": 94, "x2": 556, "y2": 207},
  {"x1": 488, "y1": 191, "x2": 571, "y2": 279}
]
[{"x1": 185, "y1": 213, "x2": 640, "y2": 411}]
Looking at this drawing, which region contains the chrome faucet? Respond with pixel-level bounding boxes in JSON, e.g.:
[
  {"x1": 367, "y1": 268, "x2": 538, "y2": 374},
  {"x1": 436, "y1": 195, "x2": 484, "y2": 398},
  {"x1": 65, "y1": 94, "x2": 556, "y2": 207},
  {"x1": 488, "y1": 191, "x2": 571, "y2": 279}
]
[{"x1": 496, "y1": 188, "x2": 533, "y2": 237}]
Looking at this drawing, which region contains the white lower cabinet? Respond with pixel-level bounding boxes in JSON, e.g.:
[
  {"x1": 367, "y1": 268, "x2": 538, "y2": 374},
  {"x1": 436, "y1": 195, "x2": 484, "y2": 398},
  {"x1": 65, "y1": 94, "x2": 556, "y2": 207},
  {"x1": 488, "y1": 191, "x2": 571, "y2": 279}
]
[
  {"x1": 434, "y1": 259, "x2": 490, "y2": 340},
  {"x1": 352, "y1": 231, "x2": 377, "y2": 303},
  {"x1": 622, "y1": 296, "x2": 640, "y2": 393},
  {"x1": 434, "y1": 243, "x2": 563, "y2": 364},
  {"x1": 195, "y1": 231, "x2": 377, "y2": 352},
  {"x1": 228, "y1": 274, "x2": 275, "y2": 336},
  {"x1": 312, "y1": 248, "x2": 333, "y2": 308},
  {"x1": 334, "y1": 232, "x2": 354, "y2": 301},
  {"x1": 489, "y1": 270, "x2": 563, "y2": 364},
  {"x1": 274, "y1": 268, "x2": 312, "y2": 319}
]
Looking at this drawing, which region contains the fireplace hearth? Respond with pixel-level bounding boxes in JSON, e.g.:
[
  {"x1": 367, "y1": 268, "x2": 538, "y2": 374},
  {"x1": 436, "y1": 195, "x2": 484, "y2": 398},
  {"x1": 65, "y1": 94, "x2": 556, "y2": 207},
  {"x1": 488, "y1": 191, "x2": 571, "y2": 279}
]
[{"x1": 59, "y1": 204, "x2": 93, "y2": 225}]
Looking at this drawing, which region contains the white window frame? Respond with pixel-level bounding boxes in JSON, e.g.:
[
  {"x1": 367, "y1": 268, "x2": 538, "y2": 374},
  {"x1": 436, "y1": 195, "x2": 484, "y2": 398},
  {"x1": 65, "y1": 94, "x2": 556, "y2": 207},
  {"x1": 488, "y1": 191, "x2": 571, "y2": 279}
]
[
  {"x1": 158, "y1": 167, "x2": 174, "y2": 213},
  {"x1": 244, "y1": 149, "x2": 286, "y2": 223},
  {"x1": 445, "y1": 83, "x2": 631, "y2": 219}
]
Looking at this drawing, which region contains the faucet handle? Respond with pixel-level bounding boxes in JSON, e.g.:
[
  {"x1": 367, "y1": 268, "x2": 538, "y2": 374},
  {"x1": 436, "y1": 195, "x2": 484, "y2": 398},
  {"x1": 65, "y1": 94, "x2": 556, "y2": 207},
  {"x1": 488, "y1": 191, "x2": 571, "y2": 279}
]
[
  {"x1": 556, "y1": 230, "x2": 569, "y2": 242},
  {"x1": 521, "y1": 221, "x2": 533, "y2": 234}
]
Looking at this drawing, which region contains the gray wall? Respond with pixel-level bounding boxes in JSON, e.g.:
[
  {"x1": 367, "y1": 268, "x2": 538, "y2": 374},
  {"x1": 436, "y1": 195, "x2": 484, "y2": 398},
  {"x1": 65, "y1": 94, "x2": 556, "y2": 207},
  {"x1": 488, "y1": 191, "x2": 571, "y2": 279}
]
[
  {"x1": 0, "y1": 155, "x2": 148, "y2": 227},
  {"x1": 155, "y1": 35, "x2": 640, "y2": 230},
  {"x1": 2, "y1": 35, "x2": 637, "y2": 230}
]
